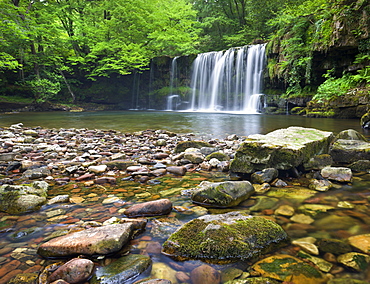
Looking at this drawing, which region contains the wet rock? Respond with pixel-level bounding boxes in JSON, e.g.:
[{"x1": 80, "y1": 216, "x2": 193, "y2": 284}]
[
  {"x1": 150, "y1": 262, "x2": 178, "y2": 283},
  {"x1": 250, "y1": 196, "x2": 278, "y2": 212},
  {"x1": 318, "y1": 238, "x2": 353, "y2": 255},
  {"x1": 270, "y1": 179, "x2": 288, "y2": 187},
  {"x1": 330, "y1": 138, "x2": 370, "y2": 163},
  {"x1": 22, "y1": 166, "x2": 51, "y2": 179},
  {"x1": 174, "y1": 141, "x2": 213, "y2": 153},
  {"x1": 0, "y1": 153, "x2": 18, "y2": 162},
  {"x1": 335, "y1": 129, "x2": 368, "y2": 141},
  {"x1": 337, "y1": 252, "x2": 370, "y2": 271},
  {"x1": 252, "y1": 254, "x2": 327, "y2": 284},
  {"x1": 184, "y1": 148, "x2": 205, "y2": 164},
  {"x1": 88, "y1": 164, "x2": 107, "y2": 173},
  {"x1": 328, "y1": 278, "x2": 369, "y2": 284},
  {"x1": 162, "y1": 211, "x2": 289, "y2": 262},
  {"x1": 37, "y1": 223, "x2": 136, "y2": 257},
  {"x1": 321, "y1": 167, "x2": 352, "y2": 182},
  {"x1": 191, "y1": 181, "x2": 255, "y2": 208},
  {"x1": 224, "y1": 278, "x2": 280, "y2": 284},
  {"x1": 124, "y1": 199, "x2": 173, "y2": 217},
  {"x1": 166, "y1": 166, "x2": 187, "y2": 176},
  {"x1": 90, "y1": 254, "x2": 152, "y2": 284},
  {"x1": 274, "y1": 205, "x2": 295, "y2": 216},
  {"x1": 251, "y1": 168, "x2": 278, "y2": 184},
  {"x1": 8, "y1": 272, "x2": 38, "y2": 284},
  {"x1": 298, "y1": 204, "x2": 335, "y2": 218},
  {"x1": 314, "y1": 215, "x2": 359, "y2": 230},
  {"x1": 190, "y1": 264, "x2": 221, "y2": 284},
  {"x1": 137, "y1": 280, "x2": 172, "y2": 284},
  {"x1": 292, "y1": 237, "x2": 319, "y2": 255},
  {"x1": 348, "y1": 234, "x2": 370, "y2": 254},
  {"x1": 220, "y1": 267, "x2": 243, "y2": 283},
  {"x1": 348, "y1": 160, "x2": 370, "y2": 172},
  {"x1": 105, "y1": 159, "x2": 136, "y2": 170},
  {"x1": 309, "y1": 178, "x2": 333, "y2": 191},
  {"x1": 303, "y1": 154, "x2": 333, "y2": 170},
  {"x1": 298, "y1": 251, "x2": 333, "y2": 273},
  {"x1": 48, "y1": 258, "x2": 94, "y2": 283},
  {"x1": 230, "y1": 127, "x2": 334, "y2": 173},
  {"x1": 205, "y1": 151, "x2": 230, "y2": 161},
  {"x1": 290, "y1": 214, "x2": 314, "y2": 224},
  {"x1": 0, "y1": 182, "x2": 48, "y2": 214}
]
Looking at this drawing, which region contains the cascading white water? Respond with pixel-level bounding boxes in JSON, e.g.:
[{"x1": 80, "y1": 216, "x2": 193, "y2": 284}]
[
  {"x1": 189, "y1": 44, "x2": 266, "y2": 113},
  {"x1": 166, "y1": 56, "x2": 180, "y2": 111}
]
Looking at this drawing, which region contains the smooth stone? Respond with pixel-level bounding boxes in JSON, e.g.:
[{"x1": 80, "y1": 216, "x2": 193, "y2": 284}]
[
  {"x1": 124, "y1": 199, "x2": 173, "y2": 217},
  {"x1": 88, "y1": 165, "x2": 107, "y2": 173},
  {"x1": 250, "y1": 196, "x2": 278, "y2": 211},
  {"x1": 321, "y1": 167, "x2": 352, "y2": 182},
  {"x1": 90, "y1": 254, "x2": 152, "y2": 284},
  {"x1": 137, "y1": 280, "x2": 172, "y2": 284},
  {"x1": 8, "y1": 272, "x2": 38, "y2": 284},
  {"x1": 337, "y1": 252, "x2": 370, "y2": 271},
  {"x1": 309, "y1": 179, "x2": 333, "y2": 191},
  {"x1": 274, "y1": 205, "x2": 295, "y2": 216},
  {"x1": 190, "y1": 264, "x2": 221, "y2": 284},
  {"x1": 292, "y1": 237, "x2": 319, "y2": 255},
  {"x1": 252, "y1": 254, "x2": 327, "y2": 284},
  {"x1": 290, "y1": 214, "x2": 314, "y2": 224},
  {"x1": 150, "y1": 262, "x2": 178, "y2": 284},
  {"x1": 48, "y1": 258, "x2": 94, "y2": 283},
  {"x1": 166, "y1": 166, "x2": 187, "y2": 175},
  {"x1": 297, "y1": 204, "x2": 335, "y2": 217},
  {"x1": 47, "y1": 195, "x2": 70, "y2": 205},
  {"x1": 220, "y1": 267, "x2": 243, "y2": 283},
  {"x1": 191, "y1": 181, "x2": 255, "y2": 208},
  {"x1": 348, "y1": 234, "x2": 370, "y2": 254},
  {"x1": 314, "y1": 215, "x2": 359, "y2": 230},
  {"x1": 37, "y1": 223, "x2": 136, "y2": 257}
]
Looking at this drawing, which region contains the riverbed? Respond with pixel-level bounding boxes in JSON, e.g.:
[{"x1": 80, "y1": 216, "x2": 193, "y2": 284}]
[{"x1": 0, "y1": 112, "x2": 369, "y2": 283}]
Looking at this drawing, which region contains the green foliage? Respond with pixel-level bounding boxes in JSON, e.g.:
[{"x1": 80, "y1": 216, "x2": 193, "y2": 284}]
[
  {"x1": 23, "y1": 74, "x2": 62, "y2": 103},
  {"x1": 313, "y1": 69, "x2": 356, "y2": 102}
]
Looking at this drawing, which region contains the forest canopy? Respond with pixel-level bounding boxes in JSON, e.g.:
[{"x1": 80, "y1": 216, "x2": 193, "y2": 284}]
[{"x1": 0, "y1": 0, "x2": 369, "y2": 104}]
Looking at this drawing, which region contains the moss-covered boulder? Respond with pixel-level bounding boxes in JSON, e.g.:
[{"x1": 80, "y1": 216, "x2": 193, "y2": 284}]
[
  {"x1": 252, "y1": 254, "x2": 327, "y2": 284},
  {"x1": 174, "y1": 141, "x2": 213, "y2": 153},
  {"x1": 330, "y1": 129, "x2": 370, "y2": 163},
  {"x1": 230, "y1": 127, "x2": 334, "y2": 174},
  {"x1": 191, "y1": 181, "x2": 255, "y2": 207},
  {"x1": 162, "y1": 212, "x2": 289, "y2": 263},
  {"x1": 0, "y1": 181, "x2": 49, "y2": 214}
]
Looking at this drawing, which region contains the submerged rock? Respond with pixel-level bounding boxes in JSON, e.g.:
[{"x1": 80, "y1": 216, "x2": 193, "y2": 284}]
[
  {"x1": 37, "y1": 223, "x2": 136, "y2": 257},
  {"x1": 252, "y1": 254, "x2": 327, "y2": 284},
  {"x1": 90, "y1": 254, "x2": 152, "y2": 284},
  {"x1": 124, "y1": 199, "x2": 173, "y2": 217},
  {"x1": 48, "y1": 258, "x2": 94, "y2": 283},
  {"x1": 191, "y1": 181, "x2": 255, "y2": 207},
  {"x1": 230, "y1": 127, "x2": 333, "y2": 173},
  {"x1": 162, "y1": 211, "x2": 289, "y2": 262}
]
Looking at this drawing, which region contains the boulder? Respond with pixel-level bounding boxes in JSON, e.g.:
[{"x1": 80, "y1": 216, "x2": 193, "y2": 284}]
[
  {"x1": 90, "y1": 254, "x2": 152, "y2": 284},
  {"x1": 162, "y1": 211, "x2": 289, "y2": 262},
  {"x1": 184, "y1": 148, "x2": 205, "y2": 164},
  {"x1": 0, "y1": 182, "x2": 49, "y2": 214},
  {"x1": 191, "y1": 181, "x2": 255, "y2": 207},
  {"x1": 320, "y1": 167, "x2": 352, "y2": 182},
  {"x1": 37, "y1": 223, "x2": 136, "y2": 257},
  {"x1": 190, "y1": 264, "x2": 221, "y2": 284},
  {"x1": 124, "y1": 199, "x2": 173, "y2": 217},
  {"x1": 48, "y1": 258, "x2": 94, "y2": 284},
  {"x1": 330, "y1": 129, "x2": 370, "y2": 163},
  {"x1": 230, "y1": 127, "x2": 334, "y2": 174}
]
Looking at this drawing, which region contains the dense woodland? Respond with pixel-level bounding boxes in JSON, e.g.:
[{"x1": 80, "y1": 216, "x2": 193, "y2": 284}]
[{"x1": 0, "y1": 0, "x2": 369, "y2": 112}]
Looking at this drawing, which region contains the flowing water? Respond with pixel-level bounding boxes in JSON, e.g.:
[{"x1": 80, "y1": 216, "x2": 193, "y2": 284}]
[{"x1": 0, "y1": 111, "x2": 370, "y2": 283}]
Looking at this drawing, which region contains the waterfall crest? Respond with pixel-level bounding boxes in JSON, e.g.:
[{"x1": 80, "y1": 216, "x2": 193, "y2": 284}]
[{"x1": 189, "y1": 44, "x2": 266, "y2": 113}]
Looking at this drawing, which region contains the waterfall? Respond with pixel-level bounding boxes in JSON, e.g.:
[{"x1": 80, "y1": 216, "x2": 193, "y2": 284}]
[
  {"x1": 166, "y1": 56, "x2": 180, "y2": 111},
  {"x1": 189, "y1": 44, "x2": 266, "y2": 113}
]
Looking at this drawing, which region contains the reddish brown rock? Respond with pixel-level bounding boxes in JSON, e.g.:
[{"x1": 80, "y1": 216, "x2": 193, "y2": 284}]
[
  {"x1": 37, "y1": 223, "x2": 135, "y2": 257},
  {"x1": 166, "y1": 166, "x2": 187, "y2": 176},
  {"x1": 124, "y1": 199, "x2": 173, "y2": 217},
  {"x1": 48, "y1": 258, "x2": 94, "y2": 284},
  {"x1": 190, "y1": 264, "x2": 221, "y2": 284}
]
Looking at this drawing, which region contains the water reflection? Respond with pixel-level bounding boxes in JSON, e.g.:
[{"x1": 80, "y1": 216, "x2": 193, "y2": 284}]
[{"x1": 0, "y1": 111, "x2": 363, "y2": 139}]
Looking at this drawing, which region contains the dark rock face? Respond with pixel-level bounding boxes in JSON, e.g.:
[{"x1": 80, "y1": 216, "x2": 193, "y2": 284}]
[{"x1": 162, "y1": 211, "x2": 289, "y2": 263}]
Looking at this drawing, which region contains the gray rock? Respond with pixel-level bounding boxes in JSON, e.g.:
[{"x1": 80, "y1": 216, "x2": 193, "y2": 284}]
[
  {"x1": 348, "y1": 160, "x2": 370, "y2": 172},
  {"x1": 162, "y1": 211, "x2": 289, "y2": 262},
  {"x1": 230, "y1": 127, "x2": 334, "y2": 173},
  {"x1": 184, "y1": 148, "x2": 205, "y2": 164},
  {"x1": 22, "y1": 166, "x2": 51, "y2": 179},
  {"x1": 37, "y1": 223, "x2": 137, "y2": 257},
  {"x1": 0, "y1": 153, "x2": 18, "y2": 161},
  {"x1": 330, "y1": 139, "x2": 370, "y2": 163},
  {"x1": 303, "y1": 154, "x2": 333, "y2": 170},
  {"x1": 321, "y1": 166, "x2": 352, "y2": 182},
  {"x1": 90, "y1": 254, "x2": 152, "y2": 284},
  {"x1": 251, "y1": 168, "x2": 278, "y2": 184},
  {"x1": 191, "y1": 181, "x2": 255, "y2": 207}
]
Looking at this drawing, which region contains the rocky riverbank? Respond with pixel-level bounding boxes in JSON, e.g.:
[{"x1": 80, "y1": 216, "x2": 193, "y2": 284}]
[{"x1": 0, "y1": 124, "x2": 370, "y2": 284}]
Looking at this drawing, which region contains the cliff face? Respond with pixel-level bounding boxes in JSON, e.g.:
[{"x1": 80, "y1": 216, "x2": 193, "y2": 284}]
[{"x1": 265, "y1": 0, "x2": 370, "y2": 118}]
